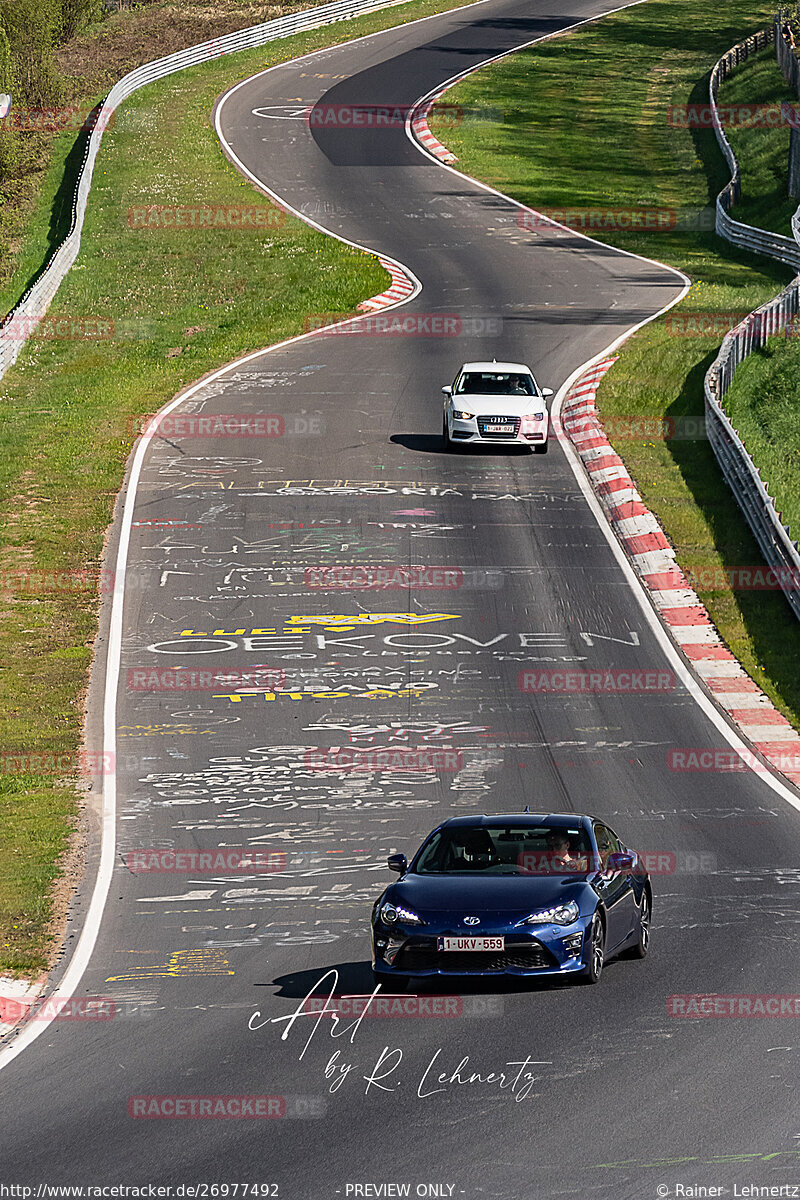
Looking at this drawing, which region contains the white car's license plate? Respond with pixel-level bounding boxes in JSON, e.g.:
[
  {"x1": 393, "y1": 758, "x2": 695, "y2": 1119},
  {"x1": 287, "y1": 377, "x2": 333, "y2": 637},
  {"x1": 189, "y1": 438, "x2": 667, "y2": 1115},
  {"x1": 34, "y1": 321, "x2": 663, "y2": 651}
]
[
  {"x1": 438, "y1": 936, "x2": 505, "y2": 952},
  {"x1": 485, "y1": 424, "x2": 514, "y2": 434}
]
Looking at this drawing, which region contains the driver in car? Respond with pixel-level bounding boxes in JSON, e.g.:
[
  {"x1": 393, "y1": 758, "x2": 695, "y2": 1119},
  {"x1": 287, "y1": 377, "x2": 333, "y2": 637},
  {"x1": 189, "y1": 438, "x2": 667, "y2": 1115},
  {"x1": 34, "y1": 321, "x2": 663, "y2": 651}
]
[{"x1": 545, "y1": 831, "x2": 580, "y2": 873}]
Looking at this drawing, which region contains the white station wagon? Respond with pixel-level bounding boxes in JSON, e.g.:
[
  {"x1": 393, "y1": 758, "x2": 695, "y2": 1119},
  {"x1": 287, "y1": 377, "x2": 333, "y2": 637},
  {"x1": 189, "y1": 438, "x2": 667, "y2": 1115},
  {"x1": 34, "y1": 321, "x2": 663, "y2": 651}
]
[{"x1": 442, "y1": 360, "x2": 553, "y2": 453}]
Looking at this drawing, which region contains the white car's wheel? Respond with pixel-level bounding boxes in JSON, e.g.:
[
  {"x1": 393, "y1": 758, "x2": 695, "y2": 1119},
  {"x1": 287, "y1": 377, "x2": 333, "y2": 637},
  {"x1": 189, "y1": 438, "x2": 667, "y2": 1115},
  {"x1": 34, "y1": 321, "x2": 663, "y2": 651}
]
[{"x1": 442, "y1": 412, "x2": 452, "y2": 449}]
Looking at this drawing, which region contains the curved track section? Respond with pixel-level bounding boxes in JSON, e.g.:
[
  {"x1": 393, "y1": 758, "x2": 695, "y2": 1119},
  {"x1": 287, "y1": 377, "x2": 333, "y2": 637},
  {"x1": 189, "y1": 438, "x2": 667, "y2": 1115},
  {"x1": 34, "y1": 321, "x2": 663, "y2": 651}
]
[{"x1": 2, "y1": 3, "x2": 800, "y2": 1197}]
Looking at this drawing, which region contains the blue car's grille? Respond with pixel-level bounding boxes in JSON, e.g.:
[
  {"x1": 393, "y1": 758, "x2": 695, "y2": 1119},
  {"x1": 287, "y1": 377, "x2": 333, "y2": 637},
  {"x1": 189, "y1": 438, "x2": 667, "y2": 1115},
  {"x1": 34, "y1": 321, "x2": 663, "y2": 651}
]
[{"x1": 397, "y1": 939, "x2": 555, "y2": 973}]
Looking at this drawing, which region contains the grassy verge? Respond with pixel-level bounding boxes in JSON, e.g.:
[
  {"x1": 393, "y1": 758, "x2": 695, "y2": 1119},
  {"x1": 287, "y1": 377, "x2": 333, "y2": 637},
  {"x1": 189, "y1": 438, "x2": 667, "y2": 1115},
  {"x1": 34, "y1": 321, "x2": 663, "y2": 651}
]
[
  {"x1": 0, "y1": 0, "x2": 483, "y2": 978},
  {"x1": 434, "y1": 0, "x2": 800, "y2": 735},
  {"x1": 720, "y1": 43, "x2": 796, "y2": 235},
  {"x1": 0, "y1": 0, "x2": 342, "y2": 314},
  {"x1": 714, "y1": 45, "x2": 800, "y2": 544}
]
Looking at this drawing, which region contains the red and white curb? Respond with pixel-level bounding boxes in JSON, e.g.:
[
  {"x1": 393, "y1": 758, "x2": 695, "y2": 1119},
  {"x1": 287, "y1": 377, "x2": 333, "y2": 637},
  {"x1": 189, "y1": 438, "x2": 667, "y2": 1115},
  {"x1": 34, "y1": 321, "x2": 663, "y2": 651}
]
[
  {"x1": 410, "y1": 97, "x2": 459, "y2": 165},
  {"x1": 562, "y1": 358, "x2": 800, "y2": 790},
  {"x1": 0, "y1": 977, "x2": 44, "y2": 1039},
  {"x1": 357, "y1": 256, "x2": 417, "y2": 312}
]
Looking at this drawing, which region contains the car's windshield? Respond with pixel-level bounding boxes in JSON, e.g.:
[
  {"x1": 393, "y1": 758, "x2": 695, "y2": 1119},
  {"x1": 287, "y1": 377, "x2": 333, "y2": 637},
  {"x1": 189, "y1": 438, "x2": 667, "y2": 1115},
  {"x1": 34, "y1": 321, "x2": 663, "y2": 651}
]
[
  {"x1": 456, "y1": 372, "x2": 536, "y2": 396},
  {"x1": 414, "y1": 824, "x2": 594, "y2": 875}
]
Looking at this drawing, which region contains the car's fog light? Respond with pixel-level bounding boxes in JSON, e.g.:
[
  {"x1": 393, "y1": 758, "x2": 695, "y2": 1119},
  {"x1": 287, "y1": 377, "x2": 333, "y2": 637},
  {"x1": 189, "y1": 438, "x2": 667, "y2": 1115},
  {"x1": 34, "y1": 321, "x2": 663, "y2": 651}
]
[{"x1": 563, "y1": 932, "x2": 583, "y2": 956}]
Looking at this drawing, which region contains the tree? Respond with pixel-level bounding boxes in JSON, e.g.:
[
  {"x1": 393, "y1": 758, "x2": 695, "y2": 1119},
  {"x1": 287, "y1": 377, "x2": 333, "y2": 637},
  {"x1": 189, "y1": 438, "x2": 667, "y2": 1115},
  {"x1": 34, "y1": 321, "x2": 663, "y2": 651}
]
[{"x1": 0, "y1": 0, "x2": 62, "y2": 106}]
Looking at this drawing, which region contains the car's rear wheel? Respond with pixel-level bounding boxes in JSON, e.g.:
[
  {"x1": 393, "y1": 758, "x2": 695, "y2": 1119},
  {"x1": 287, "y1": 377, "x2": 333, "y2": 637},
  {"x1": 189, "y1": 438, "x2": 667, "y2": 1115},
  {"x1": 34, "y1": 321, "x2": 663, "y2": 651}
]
[
  {"x1": 533, "y1": 439, "x2": 548, "y2": 455},
  {"x1": 579, "y1": 915, "x2": 605, "y2": 984},
  {"x1": 627, "y1": 889, "x2": 651, "y2": 959}
]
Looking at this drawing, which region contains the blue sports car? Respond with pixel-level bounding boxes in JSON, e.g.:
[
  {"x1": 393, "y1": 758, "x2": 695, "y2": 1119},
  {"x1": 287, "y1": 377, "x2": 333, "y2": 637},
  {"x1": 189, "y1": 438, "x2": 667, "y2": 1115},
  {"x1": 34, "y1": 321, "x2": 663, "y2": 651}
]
[{"x1": 371, "y1": 813, "x2": 651, "y2": 987}]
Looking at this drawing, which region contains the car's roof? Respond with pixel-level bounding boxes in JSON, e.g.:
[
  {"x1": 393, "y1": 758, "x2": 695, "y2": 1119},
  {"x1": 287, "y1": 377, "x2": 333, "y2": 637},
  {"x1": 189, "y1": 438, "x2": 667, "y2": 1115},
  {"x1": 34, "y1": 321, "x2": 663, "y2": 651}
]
[
  {"x1": 440, "y1": 813, "x2": 597, "y2": 827},
  {"x1": 458, "y1": 361, "x2": 532, "y2": 374}
]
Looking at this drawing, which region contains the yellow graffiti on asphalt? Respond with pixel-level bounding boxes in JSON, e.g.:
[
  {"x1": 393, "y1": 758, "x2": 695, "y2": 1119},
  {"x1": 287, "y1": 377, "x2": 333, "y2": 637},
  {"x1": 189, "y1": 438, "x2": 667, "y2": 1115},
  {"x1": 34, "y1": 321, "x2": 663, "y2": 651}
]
[
  {"x1": 105, "y1": 949, "x2": 234, "y2": 982},
  {"x1": 178, "y1": 614, "x2": 461, "y2": 636},
  {"x1": 284, "y1": 613, "x2": 460, "y2": 628},
  {"x1": 213, "y1": 687, "x2": 434, "y2": 703}
]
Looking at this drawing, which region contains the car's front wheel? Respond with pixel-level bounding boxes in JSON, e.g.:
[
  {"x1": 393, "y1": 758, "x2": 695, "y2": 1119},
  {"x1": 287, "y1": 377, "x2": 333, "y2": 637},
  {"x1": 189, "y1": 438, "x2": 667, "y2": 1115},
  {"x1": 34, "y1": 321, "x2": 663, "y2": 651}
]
[
  {"x1": 442, "y1": 412, "x2": 452, "y2": 449},
  {"x1": 533, "y1": 439, "x2": 548, "y2": 455},
  {"x1": 627, "y1": 889, "x2": 651, "y2": 959},
  {"x1": 579, "y1": 915, "x2": 605, "y2": 984}
]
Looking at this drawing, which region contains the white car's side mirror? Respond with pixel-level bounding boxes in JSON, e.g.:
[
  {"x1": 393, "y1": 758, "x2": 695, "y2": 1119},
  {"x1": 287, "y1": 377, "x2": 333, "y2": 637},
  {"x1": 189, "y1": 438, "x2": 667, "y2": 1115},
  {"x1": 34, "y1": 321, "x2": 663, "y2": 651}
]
[
  {"x1": 442, "y1": 385, "x2": 452, "y2": 396},
  {"x1": 541, "y1": 387, "x2": 554, "y2": 398}
]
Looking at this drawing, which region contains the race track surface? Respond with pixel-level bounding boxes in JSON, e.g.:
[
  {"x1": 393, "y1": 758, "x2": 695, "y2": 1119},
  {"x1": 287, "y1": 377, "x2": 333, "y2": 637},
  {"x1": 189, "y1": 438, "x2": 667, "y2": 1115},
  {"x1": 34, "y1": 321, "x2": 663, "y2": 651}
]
[{"x1": 2, "y1": 2, "x2": 800, "y2": 1196}]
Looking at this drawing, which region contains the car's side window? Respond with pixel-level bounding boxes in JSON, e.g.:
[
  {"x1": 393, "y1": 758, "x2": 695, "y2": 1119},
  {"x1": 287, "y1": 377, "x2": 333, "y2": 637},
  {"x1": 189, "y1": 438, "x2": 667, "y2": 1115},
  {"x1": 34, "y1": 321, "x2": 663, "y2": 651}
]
[{"x1": 593, "y1": 823, "x2": 620, "y2": 858}]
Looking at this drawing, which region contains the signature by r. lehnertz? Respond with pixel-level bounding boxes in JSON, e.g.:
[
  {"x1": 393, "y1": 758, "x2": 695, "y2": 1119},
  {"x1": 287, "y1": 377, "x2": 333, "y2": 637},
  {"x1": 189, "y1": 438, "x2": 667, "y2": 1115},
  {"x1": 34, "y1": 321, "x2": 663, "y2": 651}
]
[{"x1": 248, "y1": 969, "x2": 550, "y2": 1102}]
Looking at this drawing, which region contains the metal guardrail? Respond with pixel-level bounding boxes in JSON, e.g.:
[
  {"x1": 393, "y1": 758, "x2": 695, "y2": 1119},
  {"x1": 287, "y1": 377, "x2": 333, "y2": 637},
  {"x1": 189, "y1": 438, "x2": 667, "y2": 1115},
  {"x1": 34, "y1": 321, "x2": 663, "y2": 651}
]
[
  {"x1": 0, "y1": 0, "x2": 418, "y2": 380},
  {"x1": 704, "y1": 26, "x2": 800, "y2": 620}
]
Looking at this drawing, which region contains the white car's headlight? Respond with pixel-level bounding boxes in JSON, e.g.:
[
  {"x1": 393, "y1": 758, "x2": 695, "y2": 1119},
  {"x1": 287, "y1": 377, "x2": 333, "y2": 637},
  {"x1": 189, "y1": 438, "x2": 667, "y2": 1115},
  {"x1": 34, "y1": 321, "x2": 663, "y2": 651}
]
[
  {"x1": 517, "y1": 900, "x2": 580, "y2": 926},
  {"x1": 380, "y1": 902, "x2": 425, "y2": 926},
  {"x1": 452, "y1": 409, "x2": 474, "y2": 420},
  {"x1": 523, "y1": 412, "x2": 546, "y2": 422}
]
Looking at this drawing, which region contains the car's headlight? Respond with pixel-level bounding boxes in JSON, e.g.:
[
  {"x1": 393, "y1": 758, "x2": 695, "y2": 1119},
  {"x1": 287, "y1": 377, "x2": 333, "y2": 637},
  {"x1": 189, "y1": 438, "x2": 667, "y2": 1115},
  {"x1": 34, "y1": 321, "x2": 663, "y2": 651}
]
[
  {"x1": 523, "y1": 412, "x2": 546, "y2": 421},
  {"x1": 452, "y1": 409, "x2": 474, "y2": 420},
  {"x1": 379, "y1": 902, "x2": 425, "y2": 926},
  {"x1": 518, "y1": 900, "x2": 580, "y2": 926}
]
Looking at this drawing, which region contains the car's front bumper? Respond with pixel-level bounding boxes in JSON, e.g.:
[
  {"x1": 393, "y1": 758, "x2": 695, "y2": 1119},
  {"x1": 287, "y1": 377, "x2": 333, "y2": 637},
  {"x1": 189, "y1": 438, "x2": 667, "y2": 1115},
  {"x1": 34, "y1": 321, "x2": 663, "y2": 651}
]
[
  {"x1": 372, "y1": 921, "x2": 587, "y2": 978},
  {"x1": 449, "y1": 416, "x2": 548, "y2": 445}
]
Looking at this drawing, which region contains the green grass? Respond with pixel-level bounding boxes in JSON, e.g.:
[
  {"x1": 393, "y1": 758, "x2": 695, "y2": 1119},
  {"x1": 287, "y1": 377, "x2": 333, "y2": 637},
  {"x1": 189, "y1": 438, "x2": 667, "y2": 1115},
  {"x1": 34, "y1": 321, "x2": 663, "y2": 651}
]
[
  {"x1": 436, "y1": 0, "x2": 800, "y2": 735},
  {"x1": 723, "y1": 336, "x2": 800, "y2": 541},
  {"x1": 712, "y1": 45, "x2": 800, "y2": 545},
  {"x1": 0, "y1": 0, "x2": 484, "y2": 978},
  {"x1": 720, "y1": 43, "x2": 797, "y2": 236}
]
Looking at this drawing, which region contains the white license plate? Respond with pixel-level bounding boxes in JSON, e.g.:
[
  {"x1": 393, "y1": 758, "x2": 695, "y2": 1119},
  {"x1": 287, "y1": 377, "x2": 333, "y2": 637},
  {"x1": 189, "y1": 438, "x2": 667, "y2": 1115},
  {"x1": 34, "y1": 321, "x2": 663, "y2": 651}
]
[
  {"x1": 438, "y1": 936, "x2": 505, "y2": 952},
  {"x1": 484, "y1": 424, "x2": 514, "y2": 434}
]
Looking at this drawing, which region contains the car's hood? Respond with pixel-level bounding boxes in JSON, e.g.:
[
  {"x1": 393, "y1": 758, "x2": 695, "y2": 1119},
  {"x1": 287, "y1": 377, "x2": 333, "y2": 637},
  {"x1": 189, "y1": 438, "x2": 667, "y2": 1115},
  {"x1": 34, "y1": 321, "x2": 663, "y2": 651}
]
[
  {"x1": 388, "y1": 873, "x2": 588, "y2": 916},
  {"x1": 453, "y1": 395, "x2": 546, "y2": 416}
]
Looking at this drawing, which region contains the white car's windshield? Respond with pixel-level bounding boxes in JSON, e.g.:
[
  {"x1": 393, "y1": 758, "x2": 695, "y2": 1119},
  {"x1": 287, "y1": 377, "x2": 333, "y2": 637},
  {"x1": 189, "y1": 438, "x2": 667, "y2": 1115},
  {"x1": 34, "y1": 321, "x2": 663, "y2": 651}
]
[{"x1": 456, "y1": 372, "x2": 536, "y2": 396}]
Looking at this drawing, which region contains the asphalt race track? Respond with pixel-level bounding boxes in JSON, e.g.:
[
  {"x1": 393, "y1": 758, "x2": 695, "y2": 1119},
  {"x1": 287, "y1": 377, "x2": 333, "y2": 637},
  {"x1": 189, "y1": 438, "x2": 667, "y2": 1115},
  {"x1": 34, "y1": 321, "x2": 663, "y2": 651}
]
[{"x1": 3, "y1": 1, "x2": 800, "y2": 1196}]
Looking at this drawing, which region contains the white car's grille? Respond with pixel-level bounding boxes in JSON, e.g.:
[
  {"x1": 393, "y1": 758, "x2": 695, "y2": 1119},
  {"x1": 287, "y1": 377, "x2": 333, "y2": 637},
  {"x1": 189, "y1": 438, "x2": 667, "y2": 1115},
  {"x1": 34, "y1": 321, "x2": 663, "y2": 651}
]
[{"x1": 477, "y1": 415, "x2": 521, "y2": 438}]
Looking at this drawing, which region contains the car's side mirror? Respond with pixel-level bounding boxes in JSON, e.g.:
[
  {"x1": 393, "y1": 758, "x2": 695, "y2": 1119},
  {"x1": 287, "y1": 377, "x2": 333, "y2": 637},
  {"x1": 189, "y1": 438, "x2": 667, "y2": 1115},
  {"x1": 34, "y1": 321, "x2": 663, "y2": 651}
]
[
  {"x1": 387, "y1": 853, "x2": 407, "y2": 873},
  {"x1": 607, "y1": 851, "x2": 636, "y2": 872},
  {"x1": 441, "y1": 386, "x2": 452, "y2": 396},
  {"x1": 541, "y1": 387, "x2": 554, "y2": 398}
]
